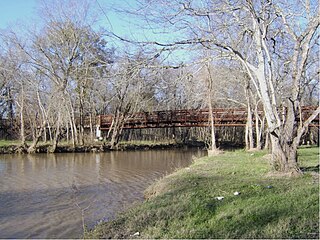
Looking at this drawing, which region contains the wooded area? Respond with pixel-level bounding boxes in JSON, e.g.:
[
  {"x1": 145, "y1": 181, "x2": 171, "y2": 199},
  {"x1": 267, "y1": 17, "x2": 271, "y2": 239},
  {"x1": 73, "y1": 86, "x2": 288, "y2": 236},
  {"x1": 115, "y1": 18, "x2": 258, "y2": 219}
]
[{"x1": 0, "y1": 0, "x2": 319, "y2": 173}]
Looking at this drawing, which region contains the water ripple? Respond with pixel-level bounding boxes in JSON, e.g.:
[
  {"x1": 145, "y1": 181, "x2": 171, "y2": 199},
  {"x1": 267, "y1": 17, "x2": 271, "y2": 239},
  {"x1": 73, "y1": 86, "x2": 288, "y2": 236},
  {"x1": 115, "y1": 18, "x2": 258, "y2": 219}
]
[{"x1": 0, "y1": 149, "x2": 205, "y2": 238}]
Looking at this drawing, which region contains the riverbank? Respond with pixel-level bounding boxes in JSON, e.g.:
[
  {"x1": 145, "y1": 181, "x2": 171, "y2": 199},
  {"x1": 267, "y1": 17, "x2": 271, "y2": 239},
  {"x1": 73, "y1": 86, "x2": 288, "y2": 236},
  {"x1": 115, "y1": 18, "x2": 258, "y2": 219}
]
[
  {"x1": 86, "y1": 147, "x2": 319, "y2": 239},
  {"x1": 0, "y1": 140, "x2": 206, "y2": 154}
]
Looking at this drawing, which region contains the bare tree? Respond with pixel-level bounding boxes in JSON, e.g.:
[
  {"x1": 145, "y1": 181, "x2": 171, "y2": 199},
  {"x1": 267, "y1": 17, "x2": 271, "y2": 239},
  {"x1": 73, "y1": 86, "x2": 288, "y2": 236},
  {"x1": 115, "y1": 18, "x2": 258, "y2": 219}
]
[
  {"x1": 125, "y1": 0, "x2": 319, "y2": 173},
  {"x1": 106, "y1": 51, "x2": 159, "y2": 149}
]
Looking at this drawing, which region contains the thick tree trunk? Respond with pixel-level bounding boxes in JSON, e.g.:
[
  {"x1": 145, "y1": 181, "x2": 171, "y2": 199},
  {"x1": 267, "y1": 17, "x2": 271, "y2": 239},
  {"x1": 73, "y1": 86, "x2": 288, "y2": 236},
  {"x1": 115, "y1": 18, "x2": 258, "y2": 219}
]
[
  {"x1": 268, "y1": 102, "x2": 320, "y2": 173},
  {"x1": 50, "y1": 127, "x2": 60, "y2": 153},
  {"x1": 110, "y1": 125, "x2": 124, "y2": 150},
  {"x1": 110, "y1": 111, "x2": 125, "y2": 150},
  {"x1": 28, "y1": 121, "x2": 46, "y2": 153},
  {"x1": 270, "y1": 134, "x2": 300, "y2": 173},
  {"x1": 110, "y1": 129, "x2": 121, "y2": 149}
]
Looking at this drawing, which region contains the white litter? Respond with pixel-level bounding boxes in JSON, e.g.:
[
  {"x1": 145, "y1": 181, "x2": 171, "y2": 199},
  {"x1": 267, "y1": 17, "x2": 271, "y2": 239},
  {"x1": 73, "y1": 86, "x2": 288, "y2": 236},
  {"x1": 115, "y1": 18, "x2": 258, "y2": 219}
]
[
  {"x1": 131, "y1": 232, "x2": 140, "y2": 237},
  {"x1": 233, "y1": 191, "x2": 240, "y2": 196},
  {"x1": 215, "y1": 196, "x2": 224, "y2": 200}
]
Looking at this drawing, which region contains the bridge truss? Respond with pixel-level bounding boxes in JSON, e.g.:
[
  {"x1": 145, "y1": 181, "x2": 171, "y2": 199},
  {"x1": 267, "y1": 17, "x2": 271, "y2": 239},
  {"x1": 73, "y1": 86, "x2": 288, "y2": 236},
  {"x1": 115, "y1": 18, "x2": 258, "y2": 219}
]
[{"x1": 97, "y1": 106, "x2": 319, "y2": 131}]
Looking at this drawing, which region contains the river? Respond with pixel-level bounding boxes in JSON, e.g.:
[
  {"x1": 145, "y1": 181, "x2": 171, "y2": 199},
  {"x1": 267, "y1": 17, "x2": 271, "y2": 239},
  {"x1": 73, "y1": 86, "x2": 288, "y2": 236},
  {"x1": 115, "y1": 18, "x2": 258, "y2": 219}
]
[{"x1": 0, "y1": 148, "x2": 205, "y2": 238}]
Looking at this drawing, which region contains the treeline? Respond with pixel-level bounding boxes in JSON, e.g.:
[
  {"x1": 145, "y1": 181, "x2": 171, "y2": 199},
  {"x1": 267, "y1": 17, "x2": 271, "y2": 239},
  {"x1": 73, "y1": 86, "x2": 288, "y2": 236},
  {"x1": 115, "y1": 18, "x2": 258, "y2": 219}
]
[
  {"x1": 0, "y1": 1, "x2": 255, "y2": 151},
  {"x1": 0, "y1": 0, "x2": 319, "y2": 173}
]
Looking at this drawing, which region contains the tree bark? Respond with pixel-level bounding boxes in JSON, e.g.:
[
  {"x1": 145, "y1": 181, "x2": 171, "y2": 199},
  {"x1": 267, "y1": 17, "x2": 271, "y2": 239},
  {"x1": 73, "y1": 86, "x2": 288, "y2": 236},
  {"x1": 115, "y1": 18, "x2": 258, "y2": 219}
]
[
  {"x1": 270, "y1": 134, "x2": 299, "y2": 173},
  {"x1": 19, "y1": 104, "x2": 26, "y2": 147},
  {"x1": 49, "y1": 112, "x2": 61, "y2": 153},
  {"x1": 208, "y1": 94, "x2": 217, "y2": 150},
  {"x1": 245, "y1": 103, "x2": 254, "y2": 150},
  {"x1": 255, "y1": 108, "x2": 264, "y2": 150},
  {"x1": 16, "y1": 91, "x2": 26, "y2": 148},
  {"x1": 28, "y1": 120, "x2": 46, "y2": 153},
  {"x1": 110, "y1": 110, "x2": 125, "y2": 149}
]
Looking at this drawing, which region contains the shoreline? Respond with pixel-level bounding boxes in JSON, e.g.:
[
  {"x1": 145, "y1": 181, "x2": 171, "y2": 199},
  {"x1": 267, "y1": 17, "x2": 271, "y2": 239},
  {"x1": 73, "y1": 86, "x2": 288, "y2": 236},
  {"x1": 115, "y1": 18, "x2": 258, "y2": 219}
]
[
  {"x1": 0, "y1": 141, "x2": 208, "y2": 154},
  {"x1": 86, "y1": 147, "x2": 319, "y2": 239}
]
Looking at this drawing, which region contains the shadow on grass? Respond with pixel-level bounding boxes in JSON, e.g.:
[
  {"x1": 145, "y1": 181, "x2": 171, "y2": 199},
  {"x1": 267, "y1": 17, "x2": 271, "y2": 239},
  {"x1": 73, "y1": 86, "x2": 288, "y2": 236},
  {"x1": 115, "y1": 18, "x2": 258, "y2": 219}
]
[{"x1": 300, "y1": 165, "x2": 319, "y2": 173}]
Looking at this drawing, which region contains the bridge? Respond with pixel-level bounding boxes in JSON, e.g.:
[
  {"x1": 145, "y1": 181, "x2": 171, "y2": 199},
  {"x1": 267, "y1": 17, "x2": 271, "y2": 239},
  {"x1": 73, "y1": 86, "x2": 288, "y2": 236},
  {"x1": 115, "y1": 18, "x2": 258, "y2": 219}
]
[{"x1": 96, "y1": 106, "x2": 319, "y2": 131}]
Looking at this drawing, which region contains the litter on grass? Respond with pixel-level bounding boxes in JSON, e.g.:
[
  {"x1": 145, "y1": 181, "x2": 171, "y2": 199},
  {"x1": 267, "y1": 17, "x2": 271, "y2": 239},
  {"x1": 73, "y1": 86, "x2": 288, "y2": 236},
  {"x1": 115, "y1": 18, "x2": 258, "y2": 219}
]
[
  {"x1": 215, "y1": 196, "x2": 224, "y2": 200},
  {"x1": 131, "y1": 232, "x2": 140, "y2": 237}
]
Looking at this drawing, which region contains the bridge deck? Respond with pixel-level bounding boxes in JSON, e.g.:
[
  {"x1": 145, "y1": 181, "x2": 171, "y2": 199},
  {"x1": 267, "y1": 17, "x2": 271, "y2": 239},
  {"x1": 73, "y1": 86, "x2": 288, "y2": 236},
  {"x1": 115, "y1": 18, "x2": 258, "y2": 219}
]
[{"x1": 97, "y1": 106, "x2": 319, "y2": 130}]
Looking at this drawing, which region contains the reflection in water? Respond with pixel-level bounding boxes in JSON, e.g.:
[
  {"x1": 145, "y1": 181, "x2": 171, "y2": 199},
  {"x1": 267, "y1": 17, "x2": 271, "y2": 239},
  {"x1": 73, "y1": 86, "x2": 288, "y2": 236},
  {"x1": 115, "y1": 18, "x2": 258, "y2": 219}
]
[{"x1": 0, "y1": 149, "x2": 205, "y2": 238}]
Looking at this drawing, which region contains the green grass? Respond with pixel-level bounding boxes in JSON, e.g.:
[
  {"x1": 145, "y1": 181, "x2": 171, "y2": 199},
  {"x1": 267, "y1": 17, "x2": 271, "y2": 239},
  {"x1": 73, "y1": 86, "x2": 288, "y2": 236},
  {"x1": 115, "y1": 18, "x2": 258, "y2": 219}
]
[
  {"x1": 86, "y1": 147, "x2": 319, "y2": 239},
  {"x1": 0, "y1": 140, "x2": 27, "y2": 147}
]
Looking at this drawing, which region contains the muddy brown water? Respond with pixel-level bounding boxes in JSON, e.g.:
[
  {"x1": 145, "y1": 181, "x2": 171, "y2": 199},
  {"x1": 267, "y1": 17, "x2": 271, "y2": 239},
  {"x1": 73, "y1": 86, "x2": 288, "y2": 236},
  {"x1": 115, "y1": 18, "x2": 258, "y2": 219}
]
[{"x1": 0, "y1": 148, "x2": 205, "y2": 238}]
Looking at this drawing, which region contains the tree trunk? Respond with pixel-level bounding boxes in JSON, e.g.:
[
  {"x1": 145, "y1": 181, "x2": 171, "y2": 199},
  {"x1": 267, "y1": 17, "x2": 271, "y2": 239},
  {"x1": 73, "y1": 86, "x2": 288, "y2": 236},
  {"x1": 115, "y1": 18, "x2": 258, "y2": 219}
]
[
  {"x1": 28, "y1": 120, "x2": 46, "y2": 153},
  {"x1": 89, "y1": 113, "x2": 94, "y2": 142},
  {"x1": 79, "y1": 100, "x2": 84, "y2": 145},
  {"x1": 66, "y1": 121, "x2": 69, "y2": 142},
  {"x1": 270, "y1": 134, "x2": 299, "y2": 173},
  {"x1": 17, "y1": 96, "x2": 27, "y2": 149},
  {"x1": 49, "y1": 112, "x2": 61, "y2": 153},
  {"x1": 208, "y1": 94, "x2": 217, "y2": 150},
  {"x1": 267, "y1": 101, "x2": 318, "y2": 173},
  {"x1": 245, "y1": 104, "x2": 254, "y2": 150},
  {"x1": 110, "y1": 126, "x2": 123, "y2": 149},
  {"x1": 110, "y1": 110, "x2": 125, "y2": 150},
  {"x1": 28, "y1": 89, "x2": 50, "y2": 153},
  {"x1": 47, "y1": 121, "x2": 53, "y2": 142},
  {"x1": 43, "y1": 127, "x2": 47, "y2": 142},
  {"x1": 264, "y1": 131, "x2": 270, "y2": 151},
  {"x1": 20, "y1": 107, "x2": 26, "y2": 147},
  {"x1": 71, "y1": 115, "x2": 78, "y2": 146},
  {"x1": 255, "y1": 109, "x2": 264, "y2": 150},
  {"x1": 7, "y1": 88, "x2": 14, "y2": 134},
  {"x1": 205, "y1": 61, "x2": 217, "y2": 151}
]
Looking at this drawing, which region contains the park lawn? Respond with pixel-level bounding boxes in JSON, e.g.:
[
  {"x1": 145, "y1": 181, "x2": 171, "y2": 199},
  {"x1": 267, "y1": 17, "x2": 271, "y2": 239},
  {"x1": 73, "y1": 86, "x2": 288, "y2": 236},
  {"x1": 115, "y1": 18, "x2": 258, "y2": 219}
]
[{"x1": 86, "y1": 146, "x2": 319, "y2": 239}]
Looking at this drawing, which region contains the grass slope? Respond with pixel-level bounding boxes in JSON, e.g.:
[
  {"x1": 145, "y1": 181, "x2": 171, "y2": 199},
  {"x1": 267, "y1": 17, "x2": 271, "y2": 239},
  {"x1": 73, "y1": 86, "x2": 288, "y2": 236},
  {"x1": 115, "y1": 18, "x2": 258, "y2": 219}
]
[{"x1": 87, "y1": 147, "x2": 319, "y2": 239}]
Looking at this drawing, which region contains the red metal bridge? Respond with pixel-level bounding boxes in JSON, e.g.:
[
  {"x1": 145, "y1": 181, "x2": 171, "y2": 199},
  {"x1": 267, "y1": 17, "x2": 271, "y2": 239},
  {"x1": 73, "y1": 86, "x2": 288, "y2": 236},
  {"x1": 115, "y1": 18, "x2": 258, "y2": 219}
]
[{"x1": 97, "y1": 106, "x2": 319, "y2": 131}]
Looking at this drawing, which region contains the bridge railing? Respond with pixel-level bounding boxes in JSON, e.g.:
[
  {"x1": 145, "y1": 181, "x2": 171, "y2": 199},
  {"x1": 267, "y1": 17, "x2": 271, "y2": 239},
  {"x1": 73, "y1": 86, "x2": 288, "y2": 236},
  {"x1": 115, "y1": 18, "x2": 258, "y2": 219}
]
[{"x1": 97, "y1": 106, "x2": 319, "y2": 130}]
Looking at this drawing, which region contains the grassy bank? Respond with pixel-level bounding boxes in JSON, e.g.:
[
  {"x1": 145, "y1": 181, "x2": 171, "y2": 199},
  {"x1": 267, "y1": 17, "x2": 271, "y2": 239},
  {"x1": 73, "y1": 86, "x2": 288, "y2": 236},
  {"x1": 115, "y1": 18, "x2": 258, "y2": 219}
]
[{"x1": 86, "y1": 147, "x2": 319, "y2": 239}]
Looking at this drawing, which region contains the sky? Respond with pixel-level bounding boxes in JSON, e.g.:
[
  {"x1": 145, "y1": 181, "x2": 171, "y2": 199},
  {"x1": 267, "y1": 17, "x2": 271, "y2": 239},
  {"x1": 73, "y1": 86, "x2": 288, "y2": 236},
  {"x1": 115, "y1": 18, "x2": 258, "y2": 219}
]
[
  {"x1": 0, "y1": 0, "x2": 38, "y2": 29},
  {"x1": 0, "y1": 0, "x2": 189, "y2": 63},
  {"x1": 0, "y1": 0, "x2": 144, "y2": 36},
  {"x1": 0, "y1": 0, "x2": 139, "y2": 48}
]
